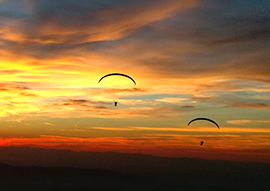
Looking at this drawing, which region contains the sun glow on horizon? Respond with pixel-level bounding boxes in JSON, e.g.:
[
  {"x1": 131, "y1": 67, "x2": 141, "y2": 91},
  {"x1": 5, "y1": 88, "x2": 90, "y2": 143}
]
[{"x1": 0, "y1": 0, "x2": 269, "y2": 164}]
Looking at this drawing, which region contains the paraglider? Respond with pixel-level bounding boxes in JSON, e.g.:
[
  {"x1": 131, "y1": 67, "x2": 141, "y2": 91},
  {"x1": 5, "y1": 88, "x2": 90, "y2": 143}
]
[
  {"x1": 187, "y1": 117, "x2": 220, "y2": 129},
  {"x1": 98, "y1": 73, "x2": 136, "y2": 107},
  {"x1": 187, "y1": 117, "x2": 220, "y2": 146},
  {"x1": 98, "y1": 73, "x2": 136, "y2": 85}
]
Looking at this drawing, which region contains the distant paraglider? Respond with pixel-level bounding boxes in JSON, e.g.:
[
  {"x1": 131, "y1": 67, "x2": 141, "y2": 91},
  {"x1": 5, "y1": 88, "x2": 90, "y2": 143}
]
[
  {"x1": 187, "y1": 117, "x2": 220, "y2": 129},
  {"x1": 98, "y1": 73, "x2": 136, "y2": 85},
  {"x1": 98, "y1": 73, "x2": 136, "y2": 107},
  {"x1": 187, "y1": 117, "x2": 220, "y2": 146}
]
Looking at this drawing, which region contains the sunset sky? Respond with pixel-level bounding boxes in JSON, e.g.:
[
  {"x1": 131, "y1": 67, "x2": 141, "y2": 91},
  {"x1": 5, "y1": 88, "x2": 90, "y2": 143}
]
[{"x1": 0, "y1": 0, "x2": 269, "y2": 163}]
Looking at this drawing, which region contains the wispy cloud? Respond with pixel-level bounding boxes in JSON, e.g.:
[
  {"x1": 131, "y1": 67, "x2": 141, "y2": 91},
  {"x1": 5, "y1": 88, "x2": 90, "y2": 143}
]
[
  {"x1": 227, "y1": 120, "x2": 270, "y2": 125},
  {"x1": 60, "y1": 99, "x2": 110, "y2": 107},
  {"x1": 0, "y1": 0, "x2": 198, "y2": 44},
  {"x1": 228, "y1": 101, "x2": 270, "y2": 110},
  {"x1": 227, "y1": 120, "x2": 252, "y2": 125},
  {"x1": 44, "y1": 122, "x2": 55, "y2": 126},
  {"x1": 0, "y1": 0, "x2": 269, "y2": 162},
  {"x1": 19, "y1": 92, "x2": 39, "y2": 97}
]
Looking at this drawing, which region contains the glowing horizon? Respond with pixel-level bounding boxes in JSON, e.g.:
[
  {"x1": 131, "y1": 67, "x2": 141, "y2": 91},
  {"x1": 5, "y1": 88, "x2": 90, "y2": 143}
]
[{"x1": 0, "y1": 0, "x2": 269, "y2": 163}]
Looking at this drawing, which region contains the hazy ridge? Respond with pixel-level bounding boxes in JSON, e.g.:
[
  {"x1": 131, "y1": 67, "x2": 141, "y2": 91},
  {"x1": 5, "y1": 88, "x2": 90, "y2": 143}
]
[
  {"x1": 0, "y1": 146, "x2": 269, "y2": 191},
  {"x1": 0, "y1": 146, "x2": 269, "y2": 174}
]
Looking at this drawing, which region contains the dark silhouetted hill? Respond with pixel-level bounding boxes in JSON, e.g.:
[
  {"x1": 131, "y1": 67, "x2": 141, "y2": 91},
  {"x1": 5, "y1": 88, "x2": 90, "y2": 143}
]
[{"x1": 0, "y1": 146, "x2": 269, "y2": 191}]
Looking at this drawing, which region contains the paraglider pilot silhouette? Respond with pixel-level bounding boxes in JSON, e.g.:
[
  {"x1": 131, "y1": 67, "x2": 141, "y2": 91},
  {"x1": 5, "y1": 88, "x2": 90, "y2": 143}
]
[
  {"x1": 98, "y1": 73, "x2": 136, "y2": 107},
  {"x1": 187, "y1": 118, "x2": 220, "y2": 146}
]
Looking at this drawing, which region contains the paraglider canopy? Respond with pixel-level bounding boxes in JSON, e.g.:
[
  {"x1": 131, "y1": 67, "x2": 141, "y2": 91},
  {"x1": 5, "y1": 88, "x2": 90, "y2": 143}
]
[
  {"x1": 98, "y1": 73, "x2": 136, "y2": 107},
  {"x1": 98, "y1": 73, "x2": 136, "y2": 85},
  {"x1": 187, "y1": 117, "x2": 220, "y2": 129},
  {"x1": 188, "y1": 118, "x2": 219, "y2": 146}
]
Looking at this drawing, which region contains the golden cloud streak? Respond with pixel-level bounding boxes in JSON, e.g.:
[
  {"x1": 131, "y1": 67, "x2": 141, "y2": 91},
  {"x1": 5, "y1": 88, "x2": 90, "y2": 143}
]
[
  {"x1": 89, "y1": 126, "x2": 270, "y2": 134},
  {"x1": 89, "y1": 127, "x2": 134, "y2": 131},
  {"x1": 44, "y1": 122, "x2": 55, "y2": 126}
]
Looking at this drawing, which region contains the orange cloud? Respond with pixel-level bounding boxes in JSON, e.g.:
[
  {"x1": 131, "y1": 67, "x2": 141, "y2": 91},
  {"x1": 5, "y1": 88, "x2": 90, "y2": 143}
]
[
  {"x1": 228, "y1": 102, "x2": 270, "y2": 110},
  {"x1": 0, "y1": 0, "x2": 269, "y2": 165},
  {"x1": 44, "y1": 123, "x2": 55, "y2": 126},
  {"x1": 0, "y1": 134, "x2": 269, "y2": 163},
  {"x1": 0, "y1": 0, "x2": 198, "y2": 44}
]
